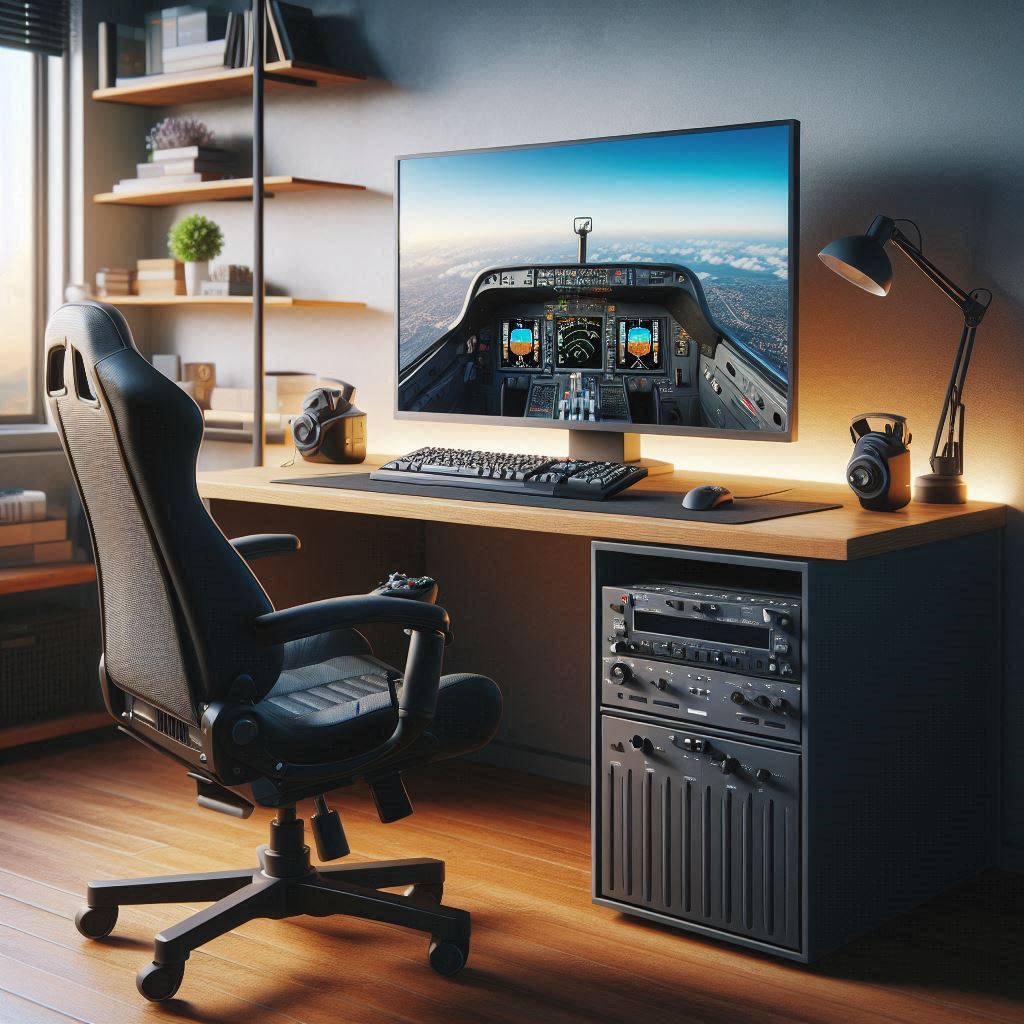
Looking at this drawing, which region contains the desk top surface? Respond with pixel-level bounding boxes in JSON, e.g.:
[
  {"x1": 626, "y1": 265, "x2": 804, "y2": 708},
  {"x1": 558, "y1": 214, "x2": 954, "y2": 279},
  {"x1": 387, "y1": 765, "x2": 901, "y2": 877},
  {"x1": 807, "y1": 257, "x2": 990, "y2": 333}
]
[{"x1": 197, "y1": 454, "x2": 1005, "y2": 562}]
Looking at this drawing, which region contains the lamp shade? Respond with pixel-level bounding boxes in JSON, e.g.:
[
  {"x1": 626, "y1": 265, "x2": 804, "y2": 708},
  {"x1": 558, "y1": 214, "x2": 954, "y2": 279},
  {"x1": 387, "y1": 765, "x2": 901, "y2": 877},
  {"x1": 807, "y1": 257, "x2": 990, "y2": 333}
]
[{"x1": 818, "y1": 234, "x2": 893, "y2": 296}]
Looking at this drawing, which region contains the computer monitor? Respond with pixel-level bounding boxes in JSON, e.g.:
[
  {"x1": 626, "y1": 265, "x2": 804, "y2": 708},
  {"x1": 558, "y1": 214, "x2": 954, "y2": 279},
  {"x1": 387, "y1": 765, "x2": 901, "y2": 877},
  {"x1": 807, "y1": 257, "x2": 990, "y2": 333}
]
[{"x1": 395, "y1": 120, "x2": 798, "y2": 463}]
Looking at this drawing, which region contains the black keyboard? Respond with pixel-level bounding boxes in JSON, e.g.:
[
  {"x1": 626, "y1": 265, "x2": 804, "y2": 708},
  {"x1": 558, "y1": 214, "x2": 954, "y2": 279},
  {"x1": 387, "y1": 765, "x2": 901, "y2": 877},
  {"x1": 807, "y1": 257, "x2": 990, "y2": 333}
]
[{"x1": 370, "y1": 447, "x2": 647, "y2": 501}]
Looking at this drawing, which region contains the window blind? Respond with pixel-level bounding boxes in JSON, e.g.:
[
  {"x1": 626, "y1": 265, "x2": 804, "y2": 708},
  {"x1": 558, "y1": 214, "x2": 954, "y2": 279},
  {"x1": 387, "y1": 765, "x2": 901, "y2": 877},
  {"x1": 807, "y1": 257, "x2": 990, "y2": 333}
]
[{"x1": 0, "y1": 0, "x2": 68, "y2": 56}]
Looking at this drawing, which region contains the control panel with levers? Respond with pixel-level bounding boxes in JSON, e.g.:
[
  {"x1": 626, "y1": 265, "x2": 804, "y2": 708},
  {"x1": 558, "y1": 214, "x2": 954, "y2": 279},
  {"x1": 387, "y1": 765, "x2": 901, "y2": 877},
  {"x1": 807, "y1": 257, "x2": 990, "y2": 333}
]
[
  {"x1": 601, "y1": 655, "x2": 800, "y2": 739},
  {"x1": 372, "y1": 447, "x2": 647, "y2": 501},
  {"x1": 398, "y1": 253, "x2": 789, "y2": 434}
]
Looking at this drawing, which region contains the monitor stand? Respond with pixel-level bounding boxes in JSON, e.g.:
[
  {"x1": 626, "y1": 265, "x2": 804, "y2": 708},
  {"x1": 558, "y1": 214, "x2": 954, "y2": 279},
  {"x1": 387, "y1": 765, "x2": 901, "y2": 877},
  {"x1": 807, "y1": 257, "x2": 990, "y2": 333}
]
[{"x1": 568, "y1": 431, "x2": 673, "y2": 477}]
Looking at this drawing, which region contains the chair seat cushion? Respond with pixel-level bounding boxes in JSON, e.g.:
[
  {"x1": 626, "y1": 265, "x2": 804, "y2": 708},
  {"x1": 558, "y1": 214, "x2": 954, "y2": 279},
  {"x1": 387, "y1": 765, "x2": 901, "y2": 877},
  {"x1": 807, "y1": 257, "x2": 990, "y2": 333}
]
[{"x1": 253, "y1": 628, "x2": 501, "y2": 764}]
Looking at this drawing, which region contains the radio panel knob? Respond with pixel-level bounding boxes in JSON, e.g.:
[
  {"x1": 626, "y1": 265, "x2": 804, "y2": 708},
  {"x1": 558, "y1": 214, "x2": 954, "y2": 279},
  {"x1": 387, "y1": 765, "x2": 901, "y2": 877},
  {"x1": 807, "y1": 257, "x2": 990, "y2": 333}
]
[{"x1": 609, "y1": 662, "x2": 633, "y2": 684}]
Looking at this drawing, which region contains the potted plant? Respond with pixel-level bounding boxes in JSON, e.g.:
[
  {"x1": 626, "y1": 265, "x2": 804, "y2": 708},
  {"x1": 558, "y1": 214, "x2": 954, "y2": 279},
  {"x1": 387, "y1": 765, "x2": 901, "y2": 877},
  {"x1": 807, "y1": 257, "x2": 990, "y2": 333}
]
[{"x1": 168, "y1": 214, "x2": 224, "y2": 296}]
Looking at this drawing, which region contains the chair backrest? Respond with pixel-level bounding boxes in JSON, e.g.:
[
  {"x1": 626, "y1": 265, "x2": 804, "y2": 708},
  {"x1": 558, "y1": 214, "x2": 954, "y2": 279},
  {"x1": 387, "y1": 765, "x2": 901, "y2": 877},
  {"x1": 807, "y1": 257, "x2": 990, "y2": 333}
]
[{"x1": 45, "y1": 301, "x2": 282, "y2": 726}]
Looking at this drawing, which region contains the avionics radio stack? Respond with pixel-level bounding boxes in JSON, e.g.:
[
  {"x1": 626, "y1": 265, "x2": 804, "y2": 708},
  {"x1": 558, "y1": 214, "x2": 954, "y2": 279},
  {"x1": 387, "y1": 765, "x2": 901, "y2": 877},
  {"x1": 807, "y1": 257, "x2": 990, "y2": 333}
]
[{"x1": 592, "y1": 538, "x2": 999, "y2": 961}]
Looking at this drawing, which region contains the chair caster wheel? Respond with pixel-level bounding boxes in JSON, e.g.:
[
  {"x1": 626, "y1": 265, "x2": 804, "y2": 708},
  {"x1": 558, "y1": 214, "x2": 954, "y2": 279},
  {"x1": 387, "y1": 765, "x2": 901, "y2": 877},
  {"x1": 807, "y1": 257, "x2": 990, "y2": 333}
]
[
  {"x1": 428, "y1": 937, "x2": 468, "y2": 977},
  {"x1": 74, "y1": 905, "x2": 118, "y2": 939},
  {"x1": 405, "y1": 882, "x2": 443, "y2": 903},
  {"x1": 136, "y1": 961, "x2": 185, "y2": 1002}
]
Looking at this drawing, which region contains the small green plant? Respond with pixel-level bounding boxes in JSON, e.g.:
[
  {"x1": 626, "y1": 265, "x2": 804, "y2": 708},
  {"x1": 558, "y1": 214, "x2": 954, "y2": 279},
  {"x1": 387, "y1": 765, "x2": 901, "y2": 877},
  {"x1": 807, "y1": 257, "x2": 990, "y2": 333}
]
[{"x1": 167, "y1": 214, "x2": 224, "y2": 263}]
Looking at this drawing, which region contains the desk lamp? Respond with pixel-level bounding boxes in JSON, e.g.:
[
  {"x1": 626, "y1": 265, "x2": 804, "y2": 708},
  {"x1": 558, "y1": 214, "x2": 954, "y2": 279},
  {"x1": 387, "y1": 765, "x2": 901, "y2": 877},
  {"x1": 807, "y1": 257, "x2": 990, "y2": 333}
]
[{"x1": 818, "y1": 215, "x2": 992, "y2": 504}]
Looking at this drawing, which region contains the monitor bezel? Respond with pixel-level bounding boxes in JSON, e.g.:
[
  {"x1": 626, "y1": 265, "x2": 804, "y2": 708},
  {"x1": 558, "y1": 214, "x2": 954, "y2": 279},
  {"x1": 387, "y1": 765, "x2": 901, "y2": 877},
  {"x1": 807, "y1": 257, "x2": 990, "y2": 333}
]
[{"x1": 393, "y1": 119, "x2": 799, "y2": 443}]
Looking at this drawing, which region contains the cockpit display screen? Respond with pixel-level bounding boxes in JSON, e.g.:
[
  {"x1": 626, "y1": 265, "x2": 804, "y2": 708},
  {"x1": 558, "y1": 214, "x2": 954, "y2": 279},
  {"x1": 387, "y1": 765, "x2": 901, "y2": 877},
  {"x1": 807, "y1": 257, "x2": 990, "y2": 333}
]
[
  {"x1": 536, "y1": 267, "x2": 610, "y2": 288},
  {"x1": 500, "y1": 318, "x2": 542, "y2": 369},
  {"x1": 555, "y1": 316, "x2": 603, "y2": 369},
  {"x1": 615, "y1": 318, "x2": 662, "y2": 371}
]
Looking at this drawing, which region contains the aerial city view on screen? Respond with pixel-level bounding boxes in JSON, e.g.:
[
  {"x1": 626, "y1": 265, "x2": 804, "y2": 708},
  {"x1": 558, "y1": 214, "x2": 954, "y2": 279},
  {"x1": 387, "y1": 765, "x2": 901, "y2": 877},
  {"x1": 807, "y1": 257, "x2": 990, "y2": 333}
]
[{"x1": 397, "y1": 123, "x2": 794, "y2": 432}]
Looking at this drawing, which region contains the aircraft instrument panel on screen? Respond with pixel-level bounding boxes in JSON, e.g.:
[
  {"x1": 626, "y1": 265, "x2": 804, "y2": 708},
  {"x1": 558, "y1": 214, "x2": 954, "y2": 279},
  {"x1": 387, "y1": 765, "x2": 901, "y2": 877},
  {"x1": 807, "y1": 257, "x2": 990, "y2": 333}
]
[{"x1": 397, "y1": 122, "x2": 795, "y2": 434}]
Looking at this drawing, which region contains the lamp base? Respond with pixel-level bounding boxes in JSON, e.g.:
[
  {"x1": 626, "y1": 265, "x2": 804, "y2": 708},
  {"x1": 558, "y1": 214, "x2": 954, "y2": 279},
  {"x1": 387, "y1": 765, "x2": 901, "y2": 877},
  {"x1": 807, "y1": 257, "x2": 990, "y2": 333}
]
[{"x1": 913, "y1": 472, "x2": 967, "y2": 504}]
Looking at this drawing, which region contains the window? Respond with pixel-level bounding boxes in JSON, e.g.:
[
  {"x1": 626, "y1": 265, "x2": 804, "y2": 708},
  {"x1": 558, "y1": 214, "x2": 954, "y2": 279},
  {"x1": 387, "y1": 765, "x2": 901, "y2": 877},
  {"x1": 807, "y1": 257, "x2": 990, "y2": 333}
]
[{"x1": 0, "y1": 4, "x2": 66, "y2": 424}]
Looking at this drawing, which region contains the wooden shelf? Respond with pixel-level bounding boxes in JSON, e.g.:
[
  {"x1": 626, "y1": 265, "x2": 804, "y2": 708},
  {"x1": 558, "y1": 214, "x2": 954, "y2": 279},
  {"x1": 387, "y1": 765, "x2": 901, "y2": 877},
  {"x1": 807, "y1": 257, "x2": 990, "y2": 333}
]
[
  {"x1": 91, "y1": 59, "x2": 365, "y2": 106},
  {"x1": 94, "y1": 175, "x2": 365, "y2": 207},
  {"x1": 0, "y1": 562, "x2": 96, "y2": 597},
  {"x1": 96, "y1": 295, "x2": 365, "y2": 309},
  {"x1": 0, "y1": 711, "x2": 111, "y2": 752}
]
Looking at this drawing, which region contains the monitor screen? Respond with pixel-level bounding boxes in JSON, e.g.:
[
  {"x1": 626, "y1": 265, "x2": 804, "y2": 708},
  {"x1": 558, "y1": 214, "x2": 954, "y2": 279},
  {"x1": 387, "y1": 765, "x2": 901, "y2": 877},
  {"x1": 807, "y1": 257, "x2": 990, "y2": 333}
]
[{"x1": 396, "y1": 120, "x2": 798, "y2": 438}]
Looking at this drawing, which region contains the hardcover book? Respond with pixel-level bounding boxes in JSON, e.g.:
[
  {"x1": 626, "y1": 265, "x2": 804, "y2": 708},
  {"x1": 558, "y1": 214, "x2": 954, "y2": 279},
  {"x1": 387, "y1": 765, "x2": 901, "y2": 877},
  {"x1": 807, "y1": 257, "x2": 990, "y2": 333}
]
[{"x1": 0, "y1": 490, "x2": 46, "y2": 525}]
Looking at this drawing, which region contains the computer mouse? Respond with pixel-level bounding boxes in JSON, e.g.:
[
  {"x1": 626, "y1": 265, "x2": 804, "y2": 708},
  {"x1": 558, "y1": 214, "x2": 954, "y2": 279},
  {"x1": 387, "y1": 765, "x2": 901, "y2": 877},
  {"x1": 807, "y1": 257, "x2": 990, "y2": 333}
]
[{"x1": 682, "y1": 485, "x2": 735, "y2": 511}]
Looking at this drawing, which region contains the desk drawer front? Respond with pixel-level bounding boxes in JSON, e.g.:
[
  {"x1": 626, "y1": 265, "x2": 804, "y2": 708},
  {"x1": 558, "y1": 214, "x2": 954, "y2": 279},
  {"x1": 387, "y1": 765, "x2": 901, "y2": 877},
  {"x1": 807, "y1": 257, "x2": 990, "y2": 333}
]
[{"x1": 599, "y1": 715, "x2": 801, "y2": 950}]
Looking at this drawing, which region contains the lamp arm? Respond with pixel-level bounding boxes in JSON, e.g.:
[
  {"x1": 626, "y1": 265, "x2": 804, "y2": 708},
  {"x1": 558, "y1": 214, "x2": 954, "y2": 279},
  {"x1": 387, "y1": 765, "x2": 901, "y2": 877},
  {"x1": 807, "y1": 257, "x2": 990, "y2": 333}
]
[
  {"x1": 928, "y1": 321, "x2": 973, "y2": 475},
  {"x1": 884, "y1": 225, "x2": 991, "y2": 478},
  {"x1": 889, "y1": 229, "x2": 988, "y2": 325}
]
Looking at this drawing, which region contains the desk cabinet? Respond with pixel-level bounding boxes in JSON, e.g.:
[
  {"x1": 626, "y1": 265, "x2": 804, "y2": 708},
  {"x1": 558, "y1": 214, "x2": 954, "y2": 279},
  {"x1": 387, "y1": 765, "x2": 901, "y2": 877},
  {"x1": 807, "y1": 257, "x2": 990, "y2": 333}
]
[{"x1": 592, "y1": 533, "x2": 1001, "y2": 961}]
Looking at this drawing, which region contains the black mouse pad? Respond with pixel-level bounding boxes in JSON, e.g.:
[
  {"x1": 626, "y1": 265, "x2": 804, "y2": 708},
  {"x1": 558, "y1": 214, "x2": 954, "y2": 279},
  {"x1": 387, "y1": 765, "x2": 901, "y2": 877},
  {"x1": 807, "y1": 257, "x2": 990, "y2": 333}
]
[{"x1": 273, "y1": 473, "x2": 842, "y2": 525}]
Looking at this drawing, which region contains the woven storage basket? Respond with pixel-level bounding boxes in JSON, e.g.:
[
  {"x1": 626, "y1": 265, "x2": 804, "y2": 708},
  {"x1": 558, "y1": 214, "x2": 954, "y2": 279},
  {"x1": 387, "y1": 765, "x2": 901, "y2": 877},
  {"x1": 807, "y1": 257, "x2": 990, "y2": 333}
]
[{"x1": 0, "y1": 596, "x2": 103, "y2": 727}]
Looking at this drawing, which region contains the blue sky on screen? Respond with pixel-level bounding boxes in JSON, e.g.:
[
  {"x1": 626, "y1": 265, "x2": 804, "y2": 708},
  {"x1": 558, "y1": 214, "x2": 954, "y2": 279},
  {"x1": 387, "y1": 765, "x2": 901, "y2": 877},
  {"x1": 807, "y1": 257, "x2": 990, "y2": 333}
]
[{"x1": 399, "y1": 123, "x2": 791, "y2": 247}]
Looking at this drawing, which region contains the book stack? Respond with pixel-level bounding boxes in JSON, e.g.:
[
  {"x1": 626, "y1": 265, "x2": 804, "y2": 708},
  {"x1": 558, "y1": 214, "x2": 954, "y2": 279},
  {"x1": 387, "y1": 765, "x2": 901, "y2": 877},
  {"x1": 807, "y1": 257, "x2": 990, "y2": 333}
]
[
  {"x1": 113, "y1": 145, "x2": 233, "y2": 194},
  {"x1": 95, "y1": 267, "x2": 136, "y2": 297},
  {"x1": 203, "y1": 372, "x2": 317, "y2": 442},
  {"x1": 201, "y1": 264, "x2": 253, "y2": 297},
  {"x1": 136, "y1": 258, "x2": 186, "y2": 297},
  {"x1": 0, "y1": 490, "x2": 46, "y2": 526},
  {"x1": 162, "y1": 5, "x2": 229, "y2": 74},
  {"x1": 101, "y1": 3, "x2": 333, "y2": 91},
  {"x1": 0, "y1": 492, "x2": 75, "y2": 568},
  {"x1": 225, "y1": 2, "x2": 328, "y2": 69}
]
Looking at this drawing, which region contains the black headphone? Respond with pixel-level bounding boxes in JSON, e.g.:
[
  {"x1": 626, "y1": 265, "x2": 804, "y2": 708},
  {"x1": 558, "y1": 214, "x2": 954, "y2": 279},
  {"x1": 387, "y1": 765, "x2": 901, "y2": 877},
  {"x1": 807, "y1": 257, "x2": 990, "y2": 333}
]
[
  {"x1": 847, "y1": 413, "x2": 912, "y2": 511},
  {"x1": 292, "y1": 380, "x2": 367, "y2": 464}
]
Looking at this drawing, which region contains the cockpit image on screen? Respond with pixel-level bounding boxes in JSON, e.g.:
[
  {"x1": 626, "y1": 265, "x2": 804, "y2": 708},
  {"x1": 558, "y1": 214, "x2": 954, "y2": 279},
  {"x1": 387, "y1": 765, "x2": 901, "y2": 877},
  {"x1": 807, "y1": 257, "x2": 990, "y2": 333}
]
[
  {"x1": 556, "y1": 317, "x2": 603, "y2": 370},
  {"x1": 500, "y1": 318, "x2": 542, "y2": 369},
  {"x1": 616, "y1": 318, "x2": 662, "y2": 371},
  {"x1": 397, "y1": 121, "x2": 796, "y2": 435}
]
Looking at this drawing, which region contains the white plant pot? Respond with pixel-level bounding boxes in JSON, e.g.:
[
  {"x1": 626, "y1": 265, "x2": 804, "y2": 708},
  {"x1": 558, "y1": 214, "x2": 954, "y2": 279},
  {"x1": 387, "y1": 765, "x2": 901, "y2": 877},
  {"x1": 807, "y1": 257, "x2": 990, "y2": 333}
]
[{"x1": 184, "y1": 261, "x2": 208, "y2": 297}]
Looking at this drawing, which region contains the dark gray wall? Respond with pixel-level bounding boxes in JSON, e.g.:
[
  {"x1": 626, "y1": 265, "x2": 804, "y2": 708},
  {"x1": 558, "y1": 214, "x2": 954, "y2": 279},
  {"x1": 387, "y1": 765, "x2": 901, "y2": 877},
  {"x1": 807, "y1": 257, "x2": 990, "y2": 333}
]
[{"x1": 84, "y1": 0, "x2": 1024, "y2": 864}]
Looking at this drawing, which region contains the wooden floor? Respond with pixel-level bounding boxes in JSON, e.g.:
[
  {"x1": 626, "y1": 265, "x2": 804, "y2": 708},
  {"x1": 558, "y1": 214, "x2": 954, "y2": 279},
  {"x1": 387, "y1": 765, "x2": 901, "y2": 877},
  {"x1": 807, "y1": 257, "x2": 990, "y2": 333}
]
[{"x1": 0, "y1": 735, "x2": 1021, "y2": 1024}]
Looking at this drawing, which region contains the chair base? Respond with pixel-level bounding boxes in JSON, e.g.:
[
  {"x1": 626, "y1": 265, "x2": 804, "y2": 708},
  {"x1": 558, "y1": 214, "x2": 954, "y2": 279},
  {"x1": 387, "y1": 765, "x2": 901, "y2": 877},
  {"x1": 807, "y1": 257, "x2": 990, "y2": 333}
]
[{"x1": 74, "y1": 809, "x2": 471, "y2": 1001}]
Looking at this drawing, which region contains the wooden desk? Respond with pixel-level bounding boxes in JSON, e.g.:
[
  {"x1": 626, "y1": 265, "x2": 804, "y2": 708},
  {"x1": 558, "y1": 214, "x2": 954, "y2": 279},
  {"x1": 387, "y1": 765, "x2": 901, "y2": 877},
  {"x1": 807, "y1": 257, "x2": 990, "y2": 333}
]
[
  {"x1": 198, "y1": 454, "x2": 1004, "y2": 962},
  {"x1": 197, "y1": 455, "x2": 1005, "y2": 561}
]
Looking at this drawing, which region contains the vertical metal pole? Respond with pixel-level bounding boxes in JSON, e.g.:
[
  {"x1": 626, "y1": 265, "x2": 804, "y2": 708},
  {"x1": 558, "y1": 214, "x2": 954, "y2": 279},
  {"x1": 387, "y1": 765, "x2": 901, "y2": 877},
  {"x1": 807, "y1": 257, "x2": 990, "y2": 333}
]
[
  {"x1": 251, "y1": 0, "x2": 265, "y2": 466},
  {"x1": 33, "y1": 55, "x2": 48, "y2": 421}
]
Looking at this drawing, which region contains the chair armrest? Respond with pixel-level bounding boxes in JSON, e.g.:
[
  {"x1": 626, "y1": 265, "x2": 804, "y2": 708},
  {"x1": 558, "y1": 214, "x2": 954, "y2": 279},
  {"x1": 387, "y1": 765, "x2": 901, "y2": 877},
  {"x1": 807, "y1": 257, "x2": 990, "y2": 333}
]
[
  {"x1": 221, "y1": 596, "x2": 452, "y2": 790},
  {"x1": 253, "y1": 594, "x2": 450, "y2": 646},
  {"x1": 230, "y1": 534, "x2": 301, "y2": 561},
  {"x1": 255, "y1": 595, "x2": 450, "y2": 724}
]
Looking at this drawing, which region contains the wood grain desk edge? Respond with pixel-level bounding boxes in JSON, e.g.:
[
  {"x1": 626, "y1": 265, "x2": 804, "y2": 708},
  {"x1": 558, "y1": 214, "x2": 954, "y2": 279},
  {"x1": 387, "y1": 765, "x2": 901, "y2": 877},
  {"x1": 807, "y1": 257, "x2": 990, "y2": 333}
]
[{"x1": 197, "y1": 463, "x2": 1006, "y2": 562}]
